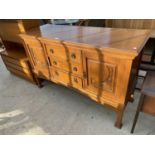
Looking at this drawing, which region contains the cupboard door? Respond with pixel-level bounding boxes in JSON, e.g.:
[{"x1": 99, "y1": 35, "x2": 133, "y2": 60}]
[
  {"x1": 82, "y1": 49, "x2": 133, "y2": 107},
  {"x1": 23, "y1": 38, "x2": 50, "y2": 79},
  {"x1": 85, "y1": 59, "x2": 116, "y2": 94}
]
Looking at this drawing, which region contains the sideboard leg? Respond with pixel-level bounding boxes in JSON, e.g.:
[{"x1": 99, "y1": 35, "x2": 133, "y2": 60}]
[
  {"x1": 37, "y1": 82, "x2": 43, "y2": 88},
  {"x1": 115, "y1": 108, "x2": 124, "y2": 129},
  {"x1": 35, "y1": 77, "x2": 43, "y2": 88},
  {"x1": 37, "y1": 80, "x2": 43, "y2": 88},
  {"x1": 128, "y1": 94, "x2": 134, "y2": 103}
]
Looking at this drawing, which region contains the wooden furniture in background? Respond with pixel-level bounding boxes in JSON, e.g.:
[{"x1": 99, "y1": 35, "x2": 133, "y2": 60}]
[
  {"x1": 76, "y1": 19, "x2": 155, "y2": 68},
  {"x1": 105, "y1": 19, "x2": 155, "y2": 66},
  {"x1": 0, "y1": 20, "x2": 40, "y2": 84},
  {"x1": 19, "y1": 24, "x2": 150, "y2": 128},
  {"x1": 0, "y1": 42, "x2": 36, "y2": 83},
  {"x1": 105, "y1": 19, "x2": 155, "y2": 29},
  {"x1": 131, "y1": 71, "x2": 155, "y2": 133},
  {"x1": 140, "y1": 63, "x2": 155, "y2": 72},
  {"x1": 137, "y1": 31, "x2": 155, "y2": 84},
  {"x1": 77, "y1": 19, "x2": 105, "y2": 27},
  {"x1": 0, "y1": 19, "x2": 40, "y2": 43},
  {"x1": 75, "y1": 19, "x2": 155, "y2": 29}
]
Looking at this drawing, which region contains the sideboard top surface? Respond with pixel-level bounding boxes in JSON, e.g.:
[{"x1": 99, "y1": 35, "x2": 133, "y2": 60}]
[{"x1": 21, "y1": 24, "x2": 151, "y2": 54}]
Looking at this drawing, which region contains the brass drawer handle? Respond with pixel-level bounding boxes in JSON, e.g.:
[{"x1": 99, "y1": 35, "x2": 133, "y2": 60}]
[
  {"x1": 74, "y1": 78, "x2": 78, "y2": 83},
  {"x1": 55, "y1": 71, "x2": 59, "y2": 76},
  {"x1": 50, "y1": 48, "x2": 54, "y2": 53},
  {"x1": 53, "y1": 61, "x2": 57, "y2": 65},
  {"x1": 73, "y1": 67, "x2": 78, "y2": 72},
  {"x1": 71, "y1": 53, "x2": 76, "y2": 59}
]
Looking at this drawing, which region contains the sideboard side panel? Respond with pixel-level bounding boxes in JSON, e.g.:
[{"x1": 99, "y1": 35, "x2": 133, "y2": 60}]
[{"x1": 20, "y1": 36, "x2": 50, "y2": 79}]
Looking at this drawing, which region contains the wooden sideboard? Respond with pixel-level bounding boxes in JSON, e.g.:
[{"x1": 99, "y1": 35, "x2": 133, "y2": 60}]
[{"x1": 19, "y1": 24, "x2": 150, "y2": 128}]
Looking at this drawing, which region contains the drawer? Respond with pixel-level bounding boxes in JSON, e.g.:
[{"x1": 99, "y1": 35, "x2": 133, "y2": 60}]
[
  {"x1": 33, "y1": 66, "x2": 50, "y2": 80},
  {"x1": 51, "y1": 68, "x2": 83, "y2": 89},
  {"x1": 1, "y1": 55, "x2": 29, "y2": 69},
  {"x1": 67, "y1": 47, "x2": 82, "y2": 63},
  {"x1": 50, "y1": 58, "x2": 69, "y2": 71},
  {"x1": 45, "y1": 44, "x2": 67, "y2": 60},
  {"x1": 50, "y1": 58, "x2": 83, "y2": 76},
  {"x1": 44, "y1": 43, "x2": 82, "y2": 63},
  {"x1": 51, "y1": 68, "x2": 71, "y2": 85},
  {"x1": 71, "y1": 76, "x2": 83, "y2": 89}
]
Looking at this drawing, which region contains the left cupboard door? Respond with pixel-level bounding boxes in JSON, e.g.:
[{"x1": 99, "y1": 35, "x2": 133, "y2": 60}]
[{"x1": 20, "y1": 35, "x2": 50, "y2": 79}]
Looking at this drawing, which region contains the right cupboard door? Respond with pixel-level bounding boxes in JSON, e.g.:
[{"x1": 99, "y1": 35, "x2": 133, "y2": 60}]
[
  {"x1": 82, "y1": 49, "x2": 133, "y2": 108},
  {"x1": 86, "y1": 59, "x2": 116, "y2": 94}
]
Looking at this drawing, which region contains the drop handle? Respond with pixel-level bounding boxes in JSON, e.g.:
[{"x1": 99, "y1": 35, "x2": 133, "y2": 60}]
[
  {"x1": 71, "y1": 53, "x2": 76, "y2": 59},
  {"x1": 73, "y1": 67, "x2": 78, "y2": 72},
  {"x1": 55, "y1": 71, "x2": 59, "y2": 76},
  {"x1": 50, "y1": 48, "x2": 54, "y2": 53},
  {"x1": 53, "y1": 61, "x2": 57, "y2": 65},
  {"x1": 74, "y1": 78, "x2": 78, "y2": 83}
]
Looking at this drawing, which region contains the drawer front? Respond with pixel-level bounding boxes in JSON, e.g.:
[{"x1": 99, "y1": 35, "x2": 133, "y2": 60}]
[
  {"x1": 67, "y1": 47, "x2": 82, "y2": 63},
  {"x1": 50, "y1": 58, "x2": 83, "y2": 76},
  {"x1": 33, "y1": 66, "x2": 50, "y2": 79},
  {"x1": 42, "y1": 42, "x2": 82, "y2": 63},
  {"x1": 71, "y1": 76, "x2": 83, "y2": 89},
  {"x1": 71, "y1": 63, "x2": 82, "y2": 76},
  {"x1": 51, "y1": 68, "x2": 70, "y2": 85},
  {"x1": 45, "y1": 44, "x2": 67, "y2": 60},
  {"x1": 51, "y1": 68, "x2": 83, "y2": 89},
  {"x1": 1, "y1": 55, "x2": 29, "y2": 69},
  {"x1": 50, "y1": 58, "x2": 69, "y2": 71}
]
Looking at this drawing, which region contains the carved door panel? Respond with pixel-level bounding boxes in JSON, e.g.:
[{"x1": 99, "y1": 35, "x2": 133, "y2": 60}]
[
  {"x1": 23, "y1": 38, "x2": 50, "y2": 79},
  {"x1": 85, "y1": 59, "x2": 116, "y2": 94}
]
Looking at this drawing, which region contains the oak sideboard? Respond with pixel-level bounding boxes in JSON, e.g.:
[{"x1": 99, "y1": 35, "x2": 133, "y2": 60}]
[{"x1": 19, "y1": 24, "x2": 150, "y2": 128}]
